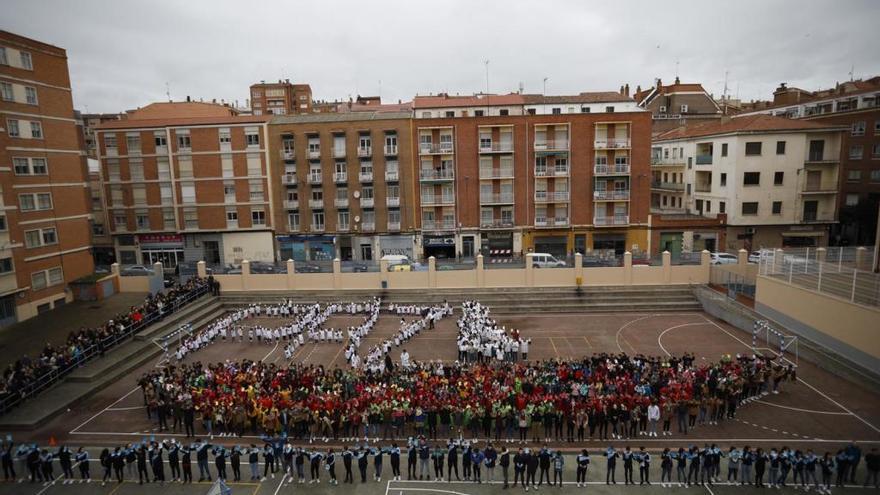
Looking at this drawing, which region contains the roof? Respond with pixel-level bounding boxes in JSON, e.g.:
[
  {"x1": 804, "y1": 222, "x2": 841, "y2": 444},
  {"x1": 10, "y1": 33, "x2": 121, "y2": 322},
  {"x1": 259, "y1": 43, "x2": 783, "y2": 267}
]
[
  {"x1": 747, "y1": 81, "x2": 880, "y2": 113},
  {"x1": 655, "y1": 114, "x2": 843, "y2": 141},
  {"x1": 522, "y1": 92, "x2": 633, "y2": 104},
  {"x1": 412, "y1": 93, "x2": 525, "y2": 109},
  {"x1": 638, "y1": 81, "x2": 718, "y2": 109},
  {"x1": 270, "y1": 111, "x2": 412, "y2": 125},
  {"x1": 126, "y1": 102, "x2": 238, "y2": 120},
  {"x1": 336, "y1": 102, "x2": 413, "y2": 113},
  {"x1": 96, "y1": 114, "x2": 269, "y2": 130}
]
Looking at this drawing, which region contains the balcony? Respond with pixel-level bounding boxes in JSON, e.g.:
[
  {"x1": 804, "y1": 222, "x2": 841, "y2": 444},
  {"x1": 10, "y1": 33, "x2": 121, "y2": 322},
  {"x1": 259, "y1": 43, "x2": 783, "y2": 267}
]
[
  {"x1": 283, "y1": 199, "x2": 299, "y2": 209},
  {"x1": 535, "y1": 191, "x2": 570, "y2": 203},
  {"x1": 651, "y1": 181, "x2": 685, "y2": 191},
  {"x1": 480, "y1": 168, "x2": 515, "y2": 179},
  {"x1": 419, "y1": 169, "x2": 455, "y2": 181},
  {"x1": 534, "y1": 217, "x2": 569, "y2": 228},
  {"x1": 311, "y1": 223, "x2": 324, "y2": 232},
  {"x1": 334, "y1": 172, "x2": 348, "y2": 183},
  {"x1": 308, "y1": 199, "x2": 324, "y2": 209},
  {"x1": 337, "y1": 223, "x2": 350, "y2": 232},
  {"x1": 805, "y1": 152, "x2": 837, "y2": 165},
  {"x1": 481, "y1": 219, "x2": 515, "y2": 229},
  {"x1": 288, "y1": 222, "x2": 300, "y2": 231},
  {"x1": 308, "y1": 149, "x2": 321, "y2": 159},
  {"x1": 386, "y1": 197, "x2": 400, "y2": 207},
  {"x1": 420, "y1": 143, "x2": 454, "y2": 155},
  {"x1": 333, "y1": 148, "x2": 346, "y2": 158},
  {"x1": 802, "y1": 213, "x2": 834, "y2": 223},
  {"x1": 480, "y1": 193, "x2": 514, "y2": 204},
  {"x1": 308, "y1": 174, "x2": 322, "y2": 185},
  {"x1": 534, "y1": 166, "x2": 569, "y2": 177},
  {"x1": 360, "y1": 197, "x2": 374, "y2": 208},
  {"x1": 358, "y1": 146, "x2": 372, "y2": 157},
  {"x1": 594, "y1": 215, "x2": 629, "y2": 226},
  {"x1": 384, "y1": 145, "x2": 398, "y2": 156},
  {"x1": 479, "y1": 142, "x2": 514, "y2": 153},
  {"x1": 359, "y1": 172, "x2": 374, "y2": 183},
  {"x1": 385, "y1": 170, "x2": 399, "y2": 181},
  {"x1": 594, "y1": 164, "x2": 631, "y2": 175},
  {"x1": 593, "y1": 190, "x2": 630, "y2": 201},
  {"x1": 651, "y1": 157, "x2": 686, "y2": 167},
  {"x1": 361, "y1": 221, "x2": 375, "y2": 231},
  {"x1": 534, "y1": 140, "x2": 569, "y2": 152},
  {"x1": 421, "y1": 195, "x2": 455, "y2": 206},
  {"x1": 422, "y1": 220, "x2": 455, "y2": 231},
  {"x1": 801, "y1": 185, "x2": 837, "y2": 194},
  {"x1": 695, "y1": 155, "x2": 713, "y2": 165},
  {"x1": 594, "y1": 138, "x2": 630, "y2": 149},
  {"x1": 334, "y1": 198, "x2": 349, "y2": 208},
  {"x1": 694, "y1": 185, "x2": 711, "y2": 193},
  {"x1": 388, "y1": 221, "x2": 401, "y2": 231},
  {"x1": 281, "y1": 174, "x2": 298, "y2": 185},
  {"x1": 280, "y1": 149, "x2": 295, "y2": 160}
]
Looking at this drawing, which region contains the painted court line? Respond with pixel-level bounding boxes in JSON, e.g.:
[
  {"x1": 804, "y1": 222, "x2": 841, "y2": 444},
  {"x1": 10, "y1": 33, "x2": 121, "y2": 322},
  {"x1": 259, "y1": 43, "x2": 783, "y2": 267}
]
[
  {"x1": 656, "y1": 322, "x2": 712, "y2": 356},
  {"x1": 751, "y1": 399, "x2": 851, "y2": 415},
  {"x1": 70, "y1": 385, "x2": 141, "y2": 434}
]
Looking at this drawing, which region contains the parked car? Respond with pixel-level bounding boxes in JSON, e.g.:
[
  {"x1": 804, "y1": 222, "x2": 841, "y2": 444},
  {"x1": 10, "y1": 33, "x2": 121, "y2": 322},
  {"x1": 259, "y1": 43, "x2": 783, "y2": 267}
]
[
  {"x1": 351, "y1": 263, "x2": 370, "y2": 273},
  {"x1": 249, "y1": 261, "x2": 277, "y2": 274},
  {"x1": 710, "y1": 252, "x2": 739, "y2": 265},
  {"x1": 531, "y1": 253, "x2": 566, "y2": 268},
  {"x1": 121, "y1": 265, "x2": 153, "y2": 276},
  {"x1": 295, "y1": 263, "x2": 322, "y2": 273}
]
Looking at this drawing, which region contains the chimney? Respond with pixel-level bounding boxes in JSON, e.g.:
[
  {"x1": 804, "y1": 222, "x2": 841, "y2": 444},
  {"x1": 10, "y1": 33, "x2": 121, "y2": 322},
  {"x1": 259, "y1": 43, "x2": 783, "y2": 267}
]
[
  {"x1": 624, "y1": 84, "x2": 630, "y2": 97},
  {"x1": 212, "y1": 98, "x2": 216, "y2": 104},
  {"x1": 186, "y1": 95, "x2": 191, "y2": 102},
  {"x1": 674, "y1": 76, "x2": 680, "y2": 85},
  {"x1": 619, "y1": 85, "x2": 625, "y2": 95},
  {"x1": 656, "y1": 78, "x2": 662, "y2": 91},
  {"x1": 636, "y1": 84, "x2": 641, "y2": 95}
]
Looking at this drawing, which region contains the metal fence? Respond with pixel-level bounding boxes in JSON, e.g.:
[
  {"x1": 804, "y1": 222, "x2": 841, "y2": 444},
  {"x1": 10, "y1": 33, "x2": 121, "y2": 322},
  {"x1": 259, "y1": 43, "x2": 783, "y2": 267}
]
[
  {"x1": 0, "y1": 283, "x2": 211, "y2": 415},
  {"x1": 758, "y1": 247, "x2": 880, "y2": 308},
  {"x1": 710, "y1": 265, "x2": 756, "y2": 299}
]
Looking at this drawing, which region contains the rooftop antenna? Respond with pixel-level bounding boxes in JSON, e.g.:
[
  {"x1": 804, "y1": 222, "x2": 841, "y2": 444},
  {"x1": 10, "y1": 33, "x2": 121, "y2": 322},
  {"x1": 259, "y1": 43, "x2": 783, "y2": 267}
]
[
  {"x1": 722, "y1": 70, "x2": 730, "y2": 101},
  {"x1": 378, "y1": 79, "x2": 382, "y2": 100},
  {"x1": 849, "y1": 65, "x2": 855, "y2": 81},
  {"x1": 484, "y1": 59, "x2": 490, "y2": 111},
  {"x1": 165, "y1": 82, "x2": 171, "y2": 102},
  {"x1": 675, "y1": 58, "x2": 680, "y2": 79},
  {"x1": 543, "y1": 77, "x2": 549, "y2": 96}
]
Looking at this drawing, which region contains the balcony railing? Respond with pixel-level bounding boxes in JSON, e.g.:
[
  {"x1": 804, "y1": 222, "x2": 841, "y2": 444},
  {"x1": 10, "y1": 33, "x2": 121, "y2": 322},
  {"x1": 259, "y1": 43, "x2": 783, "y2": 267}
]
[
  {"x1": 337, "y1": 223, "x2": 350, "y2": 232},
  {"x1": 593, "y1": 190, "x2": 630, "y2": 200},
  {"x1": 422, "y1": 195, "x2": 455, "y2": 206},
  {"x1": 651, "y1": 181, "x2": 685, "y2": 191},
  {"x1": 334, "y1": 198, "x2": 349, "y2": 208},
  {"x1": 594, "y1": 138, "x2": 630, "y2": 149},
  {"x1": 802, "y1": 185, "x2": 837, "y2": 194},
  {"x1": 480, "y1": 168, "x2": 515, "y2": 179},
  {"x1": 694, "y1": 185, "x2": 711, "y2": 193},
  {"x1": 535, "y1": 217, "x2": 569, "y2": 227},
  {"x1": 420, "y1": 143, "x2": 454, "y2": 154},
  {"x1": 308, "y1": 199, "x2": 324, "y2": 209},
  {"x1": 534, "y1": 140, "x2": 569, "y2": 151},
  {"x1": 651, "y1": 157, "x2": 686, "y2": 167},
  {"x1": 308, "y1": 174, "x2": 322, "y2": 184},
  {"x1": 594, "y1": 164, "x2": 631, "y2": 175},
  {"x1": 534, "y1": 167, "x2": 569, "y2": 177},
  {"x1": 696, "y1": 155, "x2": 713, "y2": 165},
  {"x1": 360, "y1": 197, "x2": 374, "y2": 208},
  {"x1": 594, "y1": 215, "x2": 629, "y2": 226},
  {"x1": 535, "y1": 191, "x2": 570, "y2": 202},
  {"x1": 479, "y1": 142, "x2": 514, "y2": 153},
  {"x1": 358, "y1": 146, "x2": 372, "y2": 157},
  {"x1": 359, "y1": 172, "x2": 373, "y2": 183},
  {"x1": 333, "y1": 148, "x2": 346, "y2": 158},
  {"x1": 420, "y1": 169, "x2": 455, "y2": 181},
  {"x1": 806, "y1": 152, "x2": 837, "y2": 164},
  {"x1": 308, "y1": 149, "x2": 321, "y2": 159},
  {"x1": 283, "y1": 200, "x2": 299, "y2": 209},
  {"x1": 311, "y1": 223, "x2": 324, "y2": 232},
  {"x1": 386, "y1": 197, "x2": 400, "y2": 207},
  {"x1": 481, "y1": 219, "x2": 515, "y2": 229},
  {"x1": 361, "y1": 222, "x2": 375, "y2": 231},
  {"x1": 280, "y1": 149, "x2": 295, "y2": 160},
  {"x1": 388, "y1": 221, "x2": 401, "y2": 231},
  {"x1": 281, "y1": 174, "x2": 298, "y2": 185},
  {"x1": 480, "y1": 193, "x2": 515, "y2": 204},
  {"x1": 288, "y1": 223, "x2": 299, "y2": 231},
  {"x1": 385, "y1": 170, "x2": 399, "y2": 181},
  {"x1": 334, "y1": 172, "x2": 348, "y2": 183},
  {"x1": 422, "y1": 220, "x2": 456, "y2": 230},
  {"x1": 384, "y1": 145, "x2": 398, "y2": 156}
]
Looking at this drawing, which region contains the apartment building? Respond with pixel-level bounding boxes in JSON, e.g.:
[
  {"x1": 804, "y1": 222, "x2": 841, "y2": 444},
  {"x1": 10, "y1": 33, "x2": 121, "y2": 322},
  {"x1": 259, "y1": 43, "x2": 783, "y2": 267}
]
[
  {"x1": 268, "y1": 112, "x2": 414, "y2": 261},
  {"x1": 249, "y1": 80, "x2": 313, "y2": 116},
  {"x1": 738, "y1": 78, "x2": 880, "y2": 245},
  {"x1": 411, "y1": 91, "x2": 651, "y2": 259},
  {"x1": 95, "y1": 102, "x2": 273, "y2": 268},
  {"x1": 0, "y1": 31, "x2": 95, "y2": 324},
  {"x1": 654, "y1": 114, "x2": 845, "y2": 251},
  {"x1": 634, "y1": 77, "x2": 723, "y2": 135},
  {"x1": 79, "y1": 112, "x2": 122, "y2": 158}
]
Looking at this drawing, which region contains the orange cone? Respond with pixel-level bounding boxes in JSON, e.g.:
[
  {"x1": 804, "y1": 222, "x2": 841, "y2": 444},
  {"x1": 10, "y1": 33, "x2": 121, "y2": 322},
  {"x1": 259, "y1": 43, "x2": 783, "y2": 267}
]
[{"x1": 48, "y1": 436, "x2": 57, "y2": 447}]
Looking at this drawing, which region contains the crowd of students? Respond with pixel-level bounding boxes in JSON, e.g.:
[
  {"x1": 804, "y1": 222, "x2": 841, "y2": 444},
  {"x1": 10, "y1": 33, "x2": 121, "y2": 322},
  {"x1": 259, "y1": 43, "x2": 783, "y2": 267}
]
[
  {"x1": 0, "y1": 277, "x2": 208, "y2": 411},
  {"x1": 2, "y1": 437, "x2": 877, "y2": 491}
]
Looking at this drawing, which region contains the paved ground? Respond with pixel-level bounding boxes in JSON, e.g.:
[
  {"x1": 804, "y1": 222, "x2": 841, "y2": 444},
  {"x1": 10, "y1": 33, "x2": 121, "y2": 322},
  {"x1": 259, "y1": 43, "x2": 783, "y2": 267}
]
[{"x1": 0, "y1": 292, "x2": 147, "y2": 370}]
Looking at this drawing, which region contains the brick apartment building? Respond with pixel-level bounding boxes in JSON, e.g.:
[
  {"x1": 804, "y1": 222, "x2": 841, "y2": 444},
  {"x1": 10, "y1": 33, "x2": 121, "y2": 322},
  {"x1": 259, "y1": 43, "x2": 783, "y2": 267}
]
[
  {"x1": 0, "y1": 31, "x2": 95, "y2": 324},
  {"x1": 738, "y1": 78, "x2": 880, "y2": 245},
  {"x1": 94, "y1": 102, "x2": 273, "y2": 269},
  {"x1": 250, "y1": 80, "x2": 313, "y2": 116},
  {"x1": 634, "y1": 77, "x2": 723, "y2": 135}
]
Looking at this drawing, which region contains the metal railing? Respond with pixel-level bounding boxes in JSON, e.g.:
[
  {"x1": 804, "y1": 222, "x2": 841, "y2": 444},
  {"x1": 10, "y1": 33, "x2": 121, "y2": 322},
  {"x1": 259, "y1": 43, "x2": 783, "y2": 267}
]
[
  {"x1": 479, "y1": 142, "x2": 514, "y2": 152},
  {"x1": 419, "y1": 143, "x2": 454, "y2": 154},
  {"x1": 593, "y1": 190, "x2": 630, "y2": 200},
  {"x1": 534, "y1": 140, "x2": 569, "y2": 151},
  {"x1": 480, "y1": 193, "x2": 514, "y2": 204},
  {"x1": 534, "y1": 167, "x2": 569, "y2": 177},
  {"x1": 0, "y1": 282, "x2": 210, "y2": 415},
  {"x1": 480, "y1": 168, "x2": 515, "y2": 179},
  {"x1": 595, "y1": 164, "x2": 630, "y2": 175},
  {"x1": 419, "y1": 169, "x2": 455, "y2": 181},
  {"x1": 594, "y1": 139, "x2": 630, "y2": 149},
  {"x1": 594, "y1": 215, "x2": 629, "y2": 226}
]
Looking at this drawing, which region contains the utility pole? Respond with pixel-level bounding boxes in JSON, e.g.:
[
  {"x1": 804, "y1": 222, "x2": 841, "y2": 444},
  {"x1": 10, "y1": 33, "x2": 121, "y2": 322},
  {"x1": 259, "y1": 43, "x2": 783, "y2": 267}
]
[
  {"x1": 543, "y1": 77, "x2": 548, "y2": 96},
  {"x1": 484, "y1": 59, "x2": 490, "y2": 113}
]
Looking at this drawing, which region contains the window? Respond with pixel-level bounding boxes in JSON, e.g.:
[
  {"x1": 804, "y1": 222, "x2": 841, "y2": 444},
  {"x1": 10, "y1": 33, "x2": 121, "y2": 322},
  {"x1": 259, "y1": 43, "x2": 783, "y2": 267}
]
[
  {"x1": 32, "y1": 268, "x2": 63, "y2": 291},
  {"x1": 876, "y1": 120, "x2": 880, "y2": 134},
  {"x1": 246, "y1": 128, "x2": 260, "y2": 146},
  {"x1": 126, "y1": 133, "x2": 141, "y2": 154},
  {"x1": 720, "y1": 173, "x2": 727, "y2": 187},
  {"x1": 249, "y1": 179, "x2": 264, "y2": 202},
  {"x1": 0, "y1": 215, "x2": 5, "y2": 231},
  {"x1": 181, "y1": 182, "x2": 196, "y2": 204},
  {"x1": 873, "y1": 143, "x2": 880, "y2": 158},
  {"x1": 6, "y1": 119, "x2": 19, "y2": 137},
  {"x1": 745, "y1": 142, "x2": 762, "y2": 156},
  {"x1": 129, "y1": 159, "x2": 144, "y2": 181},
  {"x1": 30, "y1": 122, "x2": 42, "y2": 138},
  {"x1": 680, "y1": 104, "x2": 688, "y2": 113},
  {"x1": 24, "y1": 86, "x2": 37, "y2": 105},
  {"x1": 0, "y1": 258, "x2": 13, "y2": 274},
  {"x1": 580, "y1": 107, "x2": 590, "y2": 113},
  {"x1": 474, "y1": 110, "x2": 484, "y2": 117},
  {"x1": 311, "y1": 211, "x2": 324, "y2": 229},
  {"x1": 92, "y1": 223, "x2": 105, "y2": 236},
  {"x1": 0, "y1": 82, "x2": 12, "y2": 101},
  {"x1": 0, "y1": 47, "x2": 6, "y2": 65},
  {"x1": 288, "y1": 212, "x2": 300, "y2": 229},
  {"x1": 226, "y1": 209, "x2": 238, "y2": 228},
  {"x1": 871, "y1": 169, "x2": 880, "y2": 182},
  {"x1": 850, "y1": 145, "x2": 864, "y2": 159},
  {"x1": 721, "y1": 143, "x2": 728, "y2": 157},
  {"x1": 719, "y1": 201, "x2": 726, "y2": 214},
  {"x1": 846, "y1": 194, "x2": 859, "y2": 206},
  {"x1": 500, "y1": 109, "x2": 509, "y2": 116},
  {"x1": 659, "y1": 105, "x2": 667, "y2": 113},
  {"x1": 852, "y1": 121, "x2": 866, "y2": 136},
  {"x1": 774, "y1": 171, "x2": 784, "y2": 185},
  {"x1": 776, "y1": 141, "x2": 786, "y2": 155},
  {"x1": 183, "y1": 208, "x2": 198, "y2": 229},
  {"x1": 251, "y1": 209, "x2": 266, "y2": 225},
  {"x1": 19, "y1": 193, "x2": 52, "y2": 211},
  {"x1": 177, "y1": 131, "x2": 191, "y2": 151},
  {"x1": 445, "y1": 111, "x2": 454, "y2": 118},
  {"x1": 219, "y1": 128, "x2": 231, "y2": 145},
  {"x1": 113, "y1": 212, "x2": 127, "y2": 230},
  {"x1": 20, "y1": 52, "x2": 33, "y2": 70},
  {"x1": 741, "y1": 202, "x2": 759, "y2": 215},
  {"x1": 743, "y1": 172, "x2": 760, "y2": 186},
  {"x1": 24, "y1": 227, "x2": 57, "y2": 248},
  {"x1": 551, "y1": 108, "x2": 561, "y2": 115},
  {"x1": 848, "y1": 170, "x2": 861, "y2": 181},
  {"x1": 104, "y1": 134, "x2": 117, "y2": 151},
  {"x1": 338, "y1": 211, "x2": 349, "y2": 228},
  {"x1": 136, "y1": 212, "x2": 149, "y2": 230},
  {"x1": 163, "y1": 208, "x2": 176, "y2": 229},
  {"x1": 154, "y1": 132, "x2": 167, "y2": 148},
  {"x1": 772, "y1": 201, "x2": 782, "y2": 215}
]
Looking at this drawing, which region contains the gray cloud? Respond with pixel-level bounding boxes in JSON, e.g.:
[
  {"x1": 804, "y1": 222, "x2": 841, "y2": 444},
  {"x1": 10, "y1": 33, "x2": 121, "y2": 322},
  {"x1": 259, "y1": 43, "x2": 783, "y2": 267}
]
[{"x1": 3, "y1": 0, "x2": 878, "y2": 113}]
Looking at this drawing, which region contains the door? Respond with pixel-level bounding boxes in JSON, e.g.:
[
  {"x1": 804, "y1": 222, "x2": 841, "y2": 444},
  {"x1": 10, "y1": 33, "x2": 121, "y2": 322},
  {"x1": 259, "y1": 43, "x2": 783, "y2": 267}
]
[
  {"x1": 809, "y1": 140, "x2": 825, "y2": 161},
  {"x1": 806, "y1": 170, "x2": 822, "y2": 191},
  {"x1": 803, "y1": 200, "x2": 818, "y2": 222},
  {"x1": 462, "y1": 236, "x2": 475, "y2": 259},
  {"x1": 204, "y1": 241, "x2": 221, "y2": 264},
  {"x1": 360, "y1": 244, "x2": 372, "y2": 261},
  {"x1": 660, "y1": 233, "x2": 682, "y2": 258}
]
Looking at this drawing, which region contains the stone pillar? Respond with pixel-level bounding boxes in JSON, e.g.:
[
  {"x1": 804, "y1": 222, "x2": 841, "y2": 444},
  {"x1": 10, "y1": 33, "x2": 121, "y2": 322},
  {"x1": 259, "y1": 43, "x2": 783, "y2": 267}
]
[
  {"x1": 286, "y1": 259, "x2": 295, "y2": 289},
  {"x1": 476, "y1": 254, "x2": 485, "y2": 288},
  {"x1": 241, "y1": 260, "x2": 250, "y2": 291},
  {"x1": 574, "y1": 252, "x2": 584, "y2": 286},
  {"x1": 856, "y1": 246, "x2": 867, "y2": 270},
  {"x1": 332, "y1": 258, "x2": 341, "y2": 289},
  {"x1": 623, "y1": 251, "x2": 633, "y2": 285},
  {"x1": 111, "y1": 262, "x2": 120, "y2": 276},
  {"x1": 700, "y1": 250, "x2": 711, "y2": 283},
  {"x1": 774, "y1": 248, "x2": 785, "y2": 275},
  {"x1": 197, "y1": 261, "x2": 207, "y2": 278},
  {"x1": 525, "y1": 253, "x2": 535, "y2": 287},
  {"x1": 662, "y1": 250, "x2": 671, "y2": 283},
  {"x1": 428, "y1": 256, "x2": 437, "y2": 288},
  {"x1": 380, "y1": 260, "x2": 389, "y2": 288},
  {"x1": 737, "y1": 248, "x2": 748, "y2": 267},
  {"x1": 816, "y1": 247, "x2": 827, "y2": 263}
]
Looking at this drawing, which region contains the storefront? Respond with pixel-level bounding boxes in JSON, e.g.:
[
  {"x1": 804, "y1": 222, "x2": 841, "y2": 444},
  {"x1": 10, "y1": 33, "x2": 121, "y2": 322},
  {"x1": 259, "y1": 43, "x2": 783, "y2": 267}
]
[
  {"x1": 423, "y1": 235, "x2": 456, "y2": 259},
  {"x1": 379, "y1": 235, "x2": 414, "y2": 259},
  {"x1": 480, "y1": 231, "x2": 514, "y2": 257},
  {"x1": 138, "y1": 234, "x2": 185, "y2": 270},
  {"x1": 592, "y1": 233, "x2": 626, "y2": 255},
  {"x1": 277, "y1": 235, "x2": 336, "y2": 261},
  {"x1": 533, "y1": 235, "x2": 567, "y2": 258}
]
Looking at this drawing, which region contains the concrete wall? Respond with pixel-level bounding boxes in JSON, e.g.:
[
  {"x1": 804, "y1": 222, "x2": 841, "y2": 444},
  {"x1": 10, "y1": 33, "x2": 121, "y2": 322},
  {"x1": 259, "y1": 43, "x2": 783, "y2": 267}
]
[
  {"x1": 755, "y1": 274, "x2": 880, "y2": 373},
  {"x1": 211, "y1": 251, "x2": 711, "y2": 292}
]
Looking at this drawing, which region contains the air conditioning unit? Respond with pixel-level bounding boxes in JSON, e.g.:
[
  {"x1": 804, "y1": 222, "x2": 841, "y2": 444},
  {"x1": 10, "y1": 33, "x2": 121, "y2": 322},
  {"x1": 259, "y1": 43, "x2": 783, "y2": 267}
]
[{"x1": 745, "y1": 227, "x2": 756, "y2": 235}]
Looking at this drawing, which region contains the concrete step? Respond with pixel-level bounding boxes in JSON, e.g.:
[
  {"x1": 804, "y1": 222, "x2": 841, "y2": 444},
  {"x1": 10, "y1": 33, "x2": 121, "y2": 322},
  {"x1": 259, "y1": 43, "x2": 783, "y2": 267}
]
[{"x1": 134, "y1": 299, "x2": 221, "y2": 341}]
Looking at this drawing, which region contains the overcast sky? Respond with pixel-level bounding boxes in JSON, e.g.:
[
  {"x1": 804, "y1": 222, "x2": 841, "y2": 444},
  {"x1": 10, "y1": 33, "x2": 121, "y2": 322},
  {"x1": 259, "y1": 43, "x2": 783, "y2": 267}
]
[{"x1": 3, "y1": 0, "x2": 879, "y2": 114}]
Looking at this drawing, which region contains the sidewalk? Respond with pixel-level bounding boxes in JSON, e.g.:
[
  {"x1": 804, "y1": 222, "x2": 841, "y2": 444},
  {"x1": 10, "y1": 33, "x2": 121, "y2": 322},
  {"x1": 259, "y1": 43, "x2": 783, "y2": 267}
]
[{"x1": 0, "y1": 292, "x2": 147, "y2": 369}]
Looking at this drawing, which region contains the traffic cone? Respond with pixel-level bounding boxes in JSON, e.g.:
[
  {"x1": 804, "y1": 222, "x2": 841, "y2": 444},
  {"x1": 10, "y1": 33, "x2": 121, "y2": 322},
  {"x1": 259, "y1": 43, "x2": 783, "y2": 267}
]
[{"x1": 48, "y1": 436, "x2": 57, "y2": 447}]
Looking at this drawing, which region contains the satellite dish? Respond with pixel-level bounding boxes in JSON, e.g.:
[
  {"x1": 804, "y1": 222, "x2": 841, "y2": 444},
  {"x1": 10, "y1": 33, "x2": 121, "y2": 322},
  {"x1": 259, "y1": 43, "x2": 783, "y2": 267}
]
[
  {"x1": 353, "y1": 190, "x2": 361, "y2": 199},
  {"x1": 354, "y1": 215, "x2": 361, "y2": 222}
]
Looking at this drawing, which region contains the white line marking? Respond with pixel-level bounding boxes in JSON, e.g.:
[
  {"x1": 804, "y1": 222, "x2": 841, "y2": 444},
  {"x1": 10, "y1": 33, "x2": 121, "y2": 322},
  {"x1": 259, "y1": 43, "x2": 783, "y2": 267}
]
[
  {"x1": 69, "y1": 385, "x2": 141, "y2": 434},
  {"x1": 751, "y1": 400, "x2": 852, "y2": 415},
  {"x1": 34, "y1": 461, "x2": 81, "y2": 495},
  {"x1": 656, "y1": 322, "x2": 711, "y2": 356},
  {"x1": 702, "y1": 315, "x2": 880, "y2": 435},
  {"x1": 614, "y1": 315, "x2": 655, "y2": 353},
  {"x1": 261, "y1": 341, "x2": 280, "y2": 362},
  {"x1": 272, "y1": 473, "x2": 288, "y2": 495},
  {"x1": 105, "y1": 405, "x2": 147, "y2": 412},
  {"x1": 704, "y1": 483, "x2": 716, "y2": 495}
]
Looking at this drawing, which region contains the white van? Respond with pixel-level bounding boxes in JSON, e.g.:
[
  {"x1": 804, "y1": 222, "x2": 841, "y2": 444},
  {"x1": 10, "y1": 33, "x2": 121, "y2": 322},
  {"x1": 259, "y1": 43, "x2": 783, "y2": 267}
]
[
  {"x1": 380, "y1": 254, "x2": 411, "y2": 268},
  {"x1": 530, "y1": 253, "x2": 566, "y2": 268}
]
